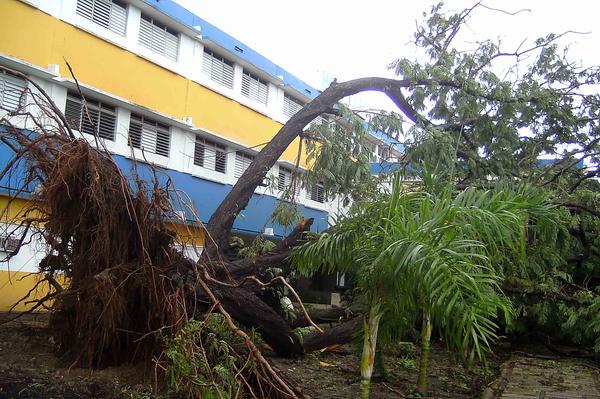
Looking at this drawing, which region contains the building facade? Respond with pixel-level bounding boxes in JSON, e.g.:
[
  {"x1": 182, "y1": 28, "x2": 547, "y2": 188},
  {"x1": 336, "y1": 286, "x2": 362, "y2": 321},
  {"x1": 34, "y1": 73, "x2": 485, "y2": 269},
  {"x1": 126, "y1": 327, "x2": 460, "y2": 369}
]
[{"x1": 0, "y1": 0, "x2": 403, "y2": 310}]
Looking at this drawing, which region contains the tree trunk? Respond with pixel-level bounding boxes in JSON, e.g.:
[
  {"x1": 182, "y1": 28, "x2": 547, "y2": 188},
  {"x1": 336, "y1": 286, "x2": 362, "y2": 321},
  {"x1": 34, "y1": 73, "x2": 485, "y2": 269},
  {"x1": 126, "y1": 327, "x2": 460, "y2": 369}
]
[
  {"x1": 204, "y1": 78, "x2": 423, "y2": 257},
  {"x1": 290, "y1": 306, "x2": 355, "y2": 328},
  {"x1": 223, "y1": 218, "x2": 314, "y2": 281},
  {"x1": 417, "y1": 308, "x2": 432, "y2": 395},
  {"x1": 214, "y1": 285, "x2": 304, "y2": 357},
  {"x1": 302, "y1": 317, "x2": 362, "y2": 353},
  {"x1": 360, "y1": 305, "x2": 383, "y2": 399}
]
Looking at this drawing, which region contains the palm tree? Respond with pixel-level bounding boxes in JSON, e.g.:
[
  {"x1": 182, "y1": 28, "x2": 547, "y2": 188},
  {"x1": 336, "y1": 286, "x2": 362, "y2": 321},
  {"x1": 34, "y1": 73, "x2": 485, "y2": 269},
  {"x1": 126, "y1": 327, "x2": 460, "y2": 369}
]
[{"x1": 293, "y1": 173, "x2": 557, "y2": 398}]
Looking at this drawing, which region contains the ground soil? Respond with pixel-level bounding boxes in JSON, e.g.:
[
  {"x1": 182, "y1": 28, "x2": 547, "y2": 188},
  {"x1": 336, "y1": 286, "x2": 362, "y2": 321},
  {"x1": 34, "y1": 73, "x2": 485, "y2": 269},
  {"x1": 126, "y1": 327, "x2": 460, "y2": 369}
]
[
  {"x1": 0, "y1": 313, "x2": 501, "y2": 398},
  {"x1": 0, "y1": 313, "x2": 152, "y2": 399},
  {"x1": 270, "y1": 344, "x2": 497, "y2": 398}
]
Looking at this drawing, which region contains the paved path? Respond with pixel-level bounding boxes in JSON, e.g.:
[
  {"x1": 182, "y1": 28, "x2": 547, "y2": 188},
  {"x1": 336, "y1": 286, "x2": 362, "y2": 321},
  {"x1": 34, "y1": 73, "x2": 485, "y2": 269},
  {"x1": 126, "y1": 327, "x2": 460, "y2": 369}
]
[{"x1": 498, "y1": 355, "x2": 600, "y2": 399}]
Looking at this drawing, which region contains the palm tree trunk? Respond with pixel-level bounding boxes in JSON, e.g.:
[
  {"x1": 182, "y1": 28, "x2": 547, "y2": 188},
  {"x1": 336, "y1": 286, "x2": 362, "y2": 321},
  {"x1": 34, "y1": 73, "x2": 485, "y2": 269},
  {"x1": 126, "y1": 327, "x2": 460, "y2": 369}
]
[
  {"x1": 360, "y1": 305, "x2": 383, "y2": 399},
  {"x1": 417, "y1": 308, "x2": 432, "y2": 395}
]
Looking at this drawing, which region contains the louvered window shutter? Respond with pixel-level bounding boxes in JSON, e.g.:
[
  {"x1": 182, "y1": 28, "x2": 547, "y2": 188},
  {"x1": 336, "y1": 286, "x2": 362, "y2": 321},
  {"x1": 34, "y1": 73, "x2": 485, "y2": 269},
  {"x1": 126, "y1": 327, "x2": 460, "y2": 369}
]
[
  {"x1": 194, "y1": 137, "x2": 227, "y2": 173},
  {"x1": 278, "y1": 167, "x2": 292, "y2": 191},
  {"x1": 283, "y1": 94, "x2": 303, "y2": 117},
  {"x1": 0, "y1": 70, "x2": 27, "y2": 111},
  {"x1": 234, "y1": 152, "x2": 254, "y2": 178},
  {"x1": 65, "y1": 92, "x2": 116, "y2": 140},
  {"x1": 139, "y1": 14, "x2": 179, "y2": 61},
  {"x1": 307, "y1": 182, "x2": 325, "y2": 203},
  {"x1": 76, "y1": 0, "x2": 127, "y2": 36},
  {"x1": 309, "y1": 115, "x2": 328, "y2": 128},
  {"x1": 202, "y1": 50, "x2": 234, "y2": 89},
  {"x1": 241, "y1": 71, "x2": 268, "y2": 105},
  {"x1": 129, "y1": 114, "x2": 171, "y2": 156}
]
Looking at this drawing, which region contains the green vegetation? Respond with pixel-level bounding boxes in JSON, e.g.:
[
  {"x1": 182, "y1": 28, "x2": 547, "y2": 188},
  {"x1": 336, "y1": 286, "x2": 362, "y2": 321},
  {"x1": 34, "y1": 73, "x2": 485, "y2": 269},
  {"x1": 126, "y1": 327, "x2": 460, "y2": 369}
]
[
  {"x1": 163, "y1": 316, "x2": 245, "y2": 399},
  {"x1": 286, "y1": 1, "x2": 600, "y2": 395},
  {"x1": 293, "y1": 172, "x2": 557, "y2": 396}
]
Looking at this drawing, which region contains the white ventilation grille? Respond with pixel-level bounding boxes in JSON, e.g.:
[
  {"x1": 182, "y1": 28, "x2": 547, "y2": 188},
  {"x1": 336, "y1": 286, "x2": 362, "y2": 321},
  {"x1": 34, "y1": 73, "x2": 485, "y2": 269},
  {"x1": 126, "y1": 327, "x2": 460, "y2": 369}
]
[
  {"x1": 76, "y1": 0, "x2": 127, "y2": 36},
  {"x1": 0, "y1": 235, "x2": 19, "y2": 253},
  {"x1": 278, "y1": 167, "x2": 292, "y2": 191},
  {"x1": 234, "y1": 152, "x2": 254, "y2": 178},
  {"x1": 0, "y1": 70, "x2": 26, "y2": 111},
  {"x1": 194, "y1": 136, "x2": 227, "y2": 173},
  {"x1": 310, "y1": 115, "x2": 330, "y2": 128},
  {"x1": 202, "y1": 50, "x2": 234, "y2": 89},
  {"x1": 307, "y1": 182, "x2": 325, "y2": 203},
  {"x1": 283, "y1": 94, "x2": 303, "y2": 117},
  {"x1": 129, "y1": 114, "x2": 171, "y2": 157},
  {"x1": 139, "y1": 14, "x2": 179, "y2": 61},
  {"x1": 65, "y1": 92, "x2": 116, "y2": 140},
  {"x1": 241, "y1": 71, "x2": 268, "y2": 105}
]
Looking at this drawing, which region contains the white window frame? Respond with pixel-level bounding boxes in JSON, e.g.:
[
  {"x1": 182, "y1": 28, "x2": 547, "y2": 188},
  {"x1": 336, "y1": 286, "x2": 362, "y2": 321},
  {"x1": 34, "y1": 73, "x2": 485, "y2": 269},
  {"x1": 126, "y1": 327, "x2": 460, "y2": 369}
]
[
  {"x1": 241, "y1": 71, "x2": 268, "y2": 105},
  {"x1": 139, "y1": 14, "x2": 179, "y2": 61},
  {"x1": 278, "y1": 166, "x2": 293, "y2": 191},
  {"x1": 377, "y1": 145, "x2": 391, "y2": 162},
  {"x1": 0, "y1": 70, "x2": 27, "y2": 112},
  {"x1": 202, "y1": 49, "x2": 235, "y2": 89},
  {"x1": 75, "y1": 0, "x2": 128, "y2": 36},
  {"x1": 65, "y1": 91, "x2": 117, "y2": 141},
  {"x1": 307, "y1": 181, "x2": 325, "y2": 203},
  {"x1": 194, "y1": 136, "x2": 227, "y2": 174},
  {"x1": 128, "y1": 113, "x2": 171, "y2": 157},
  {"x1": 0, "y1": 234, "x2": 19, "y2": 253},
  {"x1": 309, "y1": 115, "x2": 329, "y2": 128},
  {"x1": 234, "y1": 152, "x2": 254, "y2": 179},
  {"x1": 283, "y1": 94, "x2": 304, "y2": 117}
]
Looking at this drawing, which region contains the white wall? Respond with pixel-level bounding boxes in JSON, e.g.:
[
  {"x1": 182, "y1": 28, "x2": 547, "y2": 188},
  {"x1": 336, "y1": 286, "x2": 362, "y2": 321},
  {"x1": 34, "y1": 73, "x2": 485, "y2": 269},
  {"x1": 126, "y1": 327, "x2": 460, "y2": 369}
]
[{"x1": 0, "y1": 223, "x2": 47, "y2": 273}]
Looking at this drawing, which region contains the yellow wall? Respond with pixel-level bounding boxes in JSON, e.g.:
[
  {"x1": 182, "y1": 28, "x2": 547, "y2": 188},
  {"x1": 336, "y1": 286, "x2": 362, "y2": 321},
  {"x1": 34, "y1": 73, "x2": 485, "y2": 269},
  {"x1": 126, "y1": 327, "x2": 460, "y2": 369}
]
[
  {"x1": 166, "y1": 221, "x2": 205, "y2": 246},
  {"x1": 0, "y1": 271, "x2": 56, "y2": 312},
  {"x1": 0, "y1": 196, "x2": 39, "y2": 222},
  {"x1": 0, "y1": 1, "x2": 307, "y2": 166}
]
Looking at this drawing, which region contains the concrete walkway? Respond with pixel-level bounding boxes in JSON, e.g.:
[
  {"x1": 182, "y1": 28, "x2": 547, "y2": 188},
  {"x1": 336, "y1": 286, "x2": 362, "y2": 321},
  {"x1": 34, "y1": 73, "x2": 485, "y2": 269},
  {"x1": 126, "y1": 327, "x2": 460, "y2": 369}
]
[{"x1": 497, "y1": 355, "x2": 600, "y2": 399}]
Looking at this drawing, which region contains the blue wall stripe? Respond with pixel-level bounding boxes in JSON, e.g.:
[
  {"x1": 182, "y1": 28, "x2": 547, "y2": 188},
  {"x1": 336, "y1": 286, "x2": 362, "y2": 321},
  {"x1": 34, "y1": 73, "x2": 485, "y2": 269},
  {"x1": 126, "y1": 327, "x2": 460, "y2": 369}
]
[{"x1": 0, "y1": 129, "x2": 329, "y2": 238}]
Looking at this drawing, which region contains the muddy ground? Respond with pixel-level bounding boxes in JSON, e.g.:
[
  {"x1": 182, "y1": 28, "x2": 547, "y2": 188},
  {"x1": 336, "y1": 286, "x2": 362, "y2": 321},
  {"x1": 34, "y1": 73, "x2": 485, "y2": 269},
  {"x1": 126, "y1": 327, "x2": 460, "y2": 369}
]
[{"x1": 0, "y1": 313, "x2": 505, "y2": 398}]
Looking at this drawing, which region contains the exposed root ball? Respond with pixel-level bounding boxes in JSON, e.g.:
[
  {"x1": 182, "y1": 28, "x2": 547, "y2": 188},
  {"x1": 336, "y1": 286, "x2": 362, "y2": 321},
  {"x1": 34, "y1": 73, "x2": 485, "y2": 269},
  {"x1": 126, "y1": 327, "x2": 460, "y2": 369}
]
[{"x1": 30, "y1": 140, "x2": 186, "y2": 366}]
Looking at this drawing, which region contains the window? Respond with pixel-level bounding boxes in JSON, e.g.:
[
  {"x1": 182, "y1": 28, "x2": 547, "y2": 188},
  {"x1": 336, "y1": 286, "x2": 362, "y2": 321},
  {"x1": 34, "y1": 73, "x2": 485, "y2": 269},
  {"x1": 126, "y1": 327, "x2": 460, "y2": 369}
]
[
  {"x1": 139, "y1": 14, "x2": 179, "y2": 61},
  {"x1": 0, "y1": 235, "x2": 19, "y2": 253},
  {"x1": 202, "y1": 50, "x2": 234, "y2": 89},
  {"x1": 307, "y1": 182, "x2": 325, "y2": 203},
  {"x1": 65, "y1": 92, "x2": 116, "y2": 140},
  {"x1": 336, "y1": 272, "x2": 346, "y2": 288},
  {"x1": 234, "y1": 152, "x2": 253, "y2": 178},
  {"x1": 312, "y1": 116, "x2": 324, "y2": 126},
  {"x1": 283, "y1": 94, "x2": 304, "y2": 117},
  {"x1": 377, "y1": 145, "x2": 391, "y2": 162},
  {"x1": 278, "y1": 167, "x2": 292, "y2": 191},
  {"x1": 0, "y1": 70, "x2": 26, "y2": 111},
  {"x1": 128, "y1": 114, "x2": 171, "y2": 157},
  {"x1": 307, "y1": 115, "x2": 331, "y2": 130},
  {"x1": 76, "y1": 0, "x2": 127, "y2": 36},
  {"x1": 194, "y1": 137, "x2": 227, "y2": 174},
  {"x1": 241, "y1": 71, "x2": 268, "y2": 105}
]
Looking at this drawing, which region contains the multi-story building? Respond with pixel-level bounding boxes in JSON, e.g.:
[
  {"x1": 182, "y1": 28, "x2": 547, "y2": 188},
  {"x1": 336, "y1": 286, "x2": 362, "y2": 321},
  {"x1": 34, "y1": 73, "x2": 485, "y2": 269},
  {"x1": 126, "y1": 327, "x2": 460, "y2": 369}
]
[{"x1": 0, "y1": 0, "x2": 403, "y2": 310}]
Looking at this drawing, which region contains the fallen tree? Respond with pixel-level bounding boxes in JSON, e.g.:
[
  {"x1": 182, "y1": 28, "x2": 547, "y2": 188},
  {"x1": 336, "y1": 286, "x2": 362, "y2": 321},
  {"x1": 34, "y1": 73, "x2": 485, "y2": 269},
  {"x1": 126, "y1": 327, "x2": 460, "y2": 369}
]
[
  {"x1": 0, "y1": 66, "x2": 370, "y2": 398},
  {"x1": 2, "y1": 2, "x2": 600, "y2": 396}
]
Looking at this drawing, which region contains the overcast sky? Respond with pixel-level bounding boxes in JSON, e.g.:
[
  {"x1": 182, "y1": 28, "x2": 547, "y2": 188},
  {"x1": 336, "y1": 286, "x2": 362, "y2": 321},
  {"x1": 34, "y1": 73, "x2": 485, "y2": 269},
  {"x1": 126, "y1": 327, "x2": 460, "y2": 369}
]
[{"x1": 175, "y1": 0, "x2": 600, "y2": 110}]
